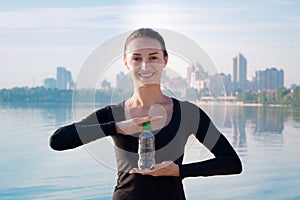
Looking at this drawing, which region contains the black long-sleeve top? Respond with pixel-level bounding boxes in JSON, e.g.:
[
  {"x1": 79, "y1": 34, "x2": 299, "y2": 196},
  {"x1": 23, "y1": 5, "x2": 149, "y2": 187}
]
[{"x1": 50, "y1": 98, "x2": 242, "y2": 200}]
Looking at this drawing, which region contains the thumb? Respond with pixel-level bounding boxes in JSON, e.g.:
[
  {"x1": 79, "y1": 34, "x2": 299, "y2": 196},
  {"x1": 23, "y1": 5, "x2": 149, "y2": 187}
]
[{"x1": 134, "y1": 116, "x2": 151, "y2": 126}]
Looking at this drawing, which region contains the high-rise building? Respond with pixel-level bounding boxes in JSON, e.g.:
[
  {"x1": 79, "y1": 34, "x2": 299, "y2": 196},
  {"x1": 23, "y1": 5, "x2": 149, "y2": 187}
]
[
  {"x1": 220, "y1": 73, "x2": 232, "y2": 96},
  {"x1": 56, "y1": 67, "x2": 67, "y2": 90},
  {"x1": 255, "y1": 68, "x2": 284, "y2": 91},
  {"x1": 56, "y1": 67, "x2": 74, "y2": 90},
  {"x1": 233, "y1": 53, "x2": 247, "y2": 93}
]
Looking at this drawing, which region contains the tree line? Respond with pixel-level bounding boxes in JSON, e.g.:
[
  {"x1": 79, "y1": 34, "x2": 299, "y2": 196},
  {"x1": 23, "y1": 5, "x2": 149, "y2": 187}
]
[
  {"x1": 0, "y1": 87, "x2": 115, "y2": 104},
  {"x1": 1, "y1": 86, "x2": 300, "y2": 106},
  {"x1": 236, "y1": 86, "x2": 300, "y2": 106}
]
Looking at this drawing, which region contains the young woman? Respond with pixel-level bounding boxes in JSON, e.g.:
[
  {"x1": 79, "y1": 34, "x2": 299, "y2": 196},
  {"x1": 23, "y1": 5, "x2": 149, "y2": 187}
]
[{"x1": 50, "y1": 28, "x2": 242, "y2": 200}]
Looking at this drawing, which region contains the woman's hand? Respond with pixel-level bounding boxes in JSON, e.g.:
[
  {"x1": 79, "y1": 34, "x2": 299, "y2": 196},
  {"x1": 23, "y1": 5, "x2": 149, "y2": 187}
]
[
  {"x1": 129, "y1": 161, "x2": 180, "y2": 177},
  {"x1": 115, "y1": 116, "x2": 164, "y2": 135}
]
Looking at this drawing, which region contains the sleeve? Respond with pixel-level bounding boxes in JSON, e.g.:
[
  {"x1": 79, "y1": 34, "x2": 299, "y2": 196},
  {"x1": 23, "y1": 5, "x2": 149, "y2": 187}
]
[
  {"x1": 179, "y1": 105, "x2": 242, "y2": 179},
  {"x1": 49, "y1": 106, "x2": 117, "y2": 151}
]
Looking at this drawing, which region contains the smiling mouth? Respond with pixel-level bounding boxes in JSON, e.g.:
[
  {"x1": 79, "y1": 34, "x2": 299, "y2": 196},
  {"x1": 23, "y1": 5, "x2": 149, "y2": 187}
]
[{"x1": 138, "y1": 73, "x2": 155, "y2": 78}]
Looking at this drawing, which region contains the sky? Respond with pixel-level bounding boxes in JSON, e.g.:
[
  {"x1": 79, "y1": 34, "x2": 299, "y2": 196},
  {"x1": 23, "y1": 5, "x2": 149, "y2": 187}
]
[{"x1": 0, "y1": 0, "x2": 299, "y2": 89}]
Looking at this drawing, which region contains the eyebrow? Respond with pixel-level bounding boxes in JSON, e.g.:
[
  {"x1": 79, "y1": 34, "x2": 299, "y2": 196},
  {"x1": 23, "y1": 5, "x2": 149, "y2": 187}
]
[
  {"x1": 131, "y1": 52, "x2": 160, "y2": 56},
  {"x1": 149, "y1": 52, "x2": 159, "y2": 55}
]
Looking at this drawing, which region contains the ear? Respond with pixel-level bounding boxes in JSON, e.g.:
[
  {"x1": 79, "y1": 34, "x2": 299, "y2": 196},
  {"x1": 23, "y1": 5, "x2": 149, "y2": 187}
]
[
  {"x1": 123, "y1": 56, "x2": 130, "y2": 70},
  {"x1": 163, "y1": 55, "x2": 168, "y2": 67}
]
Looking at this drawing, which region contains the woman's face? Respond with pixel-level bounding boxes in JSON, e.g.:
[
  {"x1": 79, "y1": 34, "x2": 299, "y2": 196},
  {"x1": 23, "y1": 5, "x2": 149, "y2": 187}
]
[{"x1": 123, "y1": 37, "x2": 168, "y2": 87}]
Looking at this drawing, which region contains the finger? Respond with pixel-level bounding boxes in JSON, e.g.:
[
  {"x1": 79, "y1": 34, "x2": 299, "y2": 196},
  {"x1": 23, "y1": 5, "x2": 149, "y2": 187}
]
[
  {"x1": 149, "y1": 115, "x2": 164, "y2": 122},
  {"x1": 129, "y1": 168, "x2": 144, "y2": 174},
  {"x1": 154, "y1": 161, "x2": 172, "y2": 168},
  {"x1": 135, "y1": 116, "x2": 164, "y2": 125},
  {"x1": 129, "y1": 168, "x2": 138, "y2": 174},
  {"x1": 129, "y1": 168, "x2": 145, "y2": 174},
  {"x1": 129, "y1": 168, "x2": 153, "y2": 175},
  {"x1": 161, "y1": 161, "x2": 173, "y2": 166},
  {"x1": 134, "y1": 117, "x2": 152, "y2": 126}
]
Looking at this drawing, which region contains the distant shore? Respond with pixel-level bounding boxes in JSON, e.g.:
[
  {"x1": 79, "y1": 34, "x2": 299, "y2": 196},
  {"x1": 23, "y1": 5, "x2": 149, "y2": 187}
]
[
  {"x1": 196, "y1": 101, "x2": 290, "y2": 107},
  {"x1": 1, "y1": 86, "x2": 299, "y2": 107}
]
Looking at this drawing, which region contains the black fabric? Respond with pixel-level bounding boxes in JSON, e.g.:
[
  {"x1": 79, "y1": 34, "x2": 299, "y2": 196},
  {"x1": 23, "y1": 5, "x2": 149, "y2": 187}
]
[{"x1": 50, "y1": 98, "x2": 242, "y2": 200}]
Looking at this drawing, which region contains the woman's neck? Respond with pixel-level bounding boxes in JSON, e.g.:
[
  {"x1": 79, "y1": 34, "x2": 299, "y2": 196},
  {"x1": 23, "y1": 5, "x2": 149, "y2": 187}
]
[{"x1": 128, "y1": 84, "x2": 170, "y2": 107}]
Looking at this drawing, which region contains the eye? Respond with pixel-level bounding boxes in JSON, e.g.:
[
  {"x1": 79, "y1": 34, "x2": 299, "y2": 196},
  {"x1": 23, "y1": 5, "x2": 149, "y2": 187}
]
[
  {"x1": 132, "y1": 57, "x2": 142, "y2": 62},
  {"x1": 149, "y1": 56, "x2": 158, "y2": 61}
]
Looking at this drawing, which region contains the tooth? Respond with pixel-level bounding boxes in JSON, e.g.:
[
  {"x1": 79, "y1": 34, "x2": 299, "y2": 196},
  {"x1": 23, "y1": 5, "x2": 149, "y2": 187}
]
[{"x1": 140, "y1": 73, "x2": 153, "y2": 77}]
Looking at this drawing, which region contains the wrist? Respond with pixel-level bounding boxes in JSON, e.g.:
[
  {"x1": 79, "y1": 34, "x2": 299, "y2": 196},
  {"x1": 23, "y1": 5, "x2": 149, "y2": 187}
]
[
  {"x1": 115, "y1": 122, "x2": 122, "y2": 133},
  {"x1": 174, "y1": 163, "x2": 180, "y2": 177}
]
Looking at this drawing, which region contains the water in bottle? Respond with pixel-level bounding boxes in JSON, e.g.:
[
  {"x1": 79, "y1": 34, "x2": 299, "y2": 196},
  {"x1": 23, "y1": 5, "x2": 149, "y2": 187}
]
[{"x1": 138, "y1": 121, "x2": 155, "y2": 170}]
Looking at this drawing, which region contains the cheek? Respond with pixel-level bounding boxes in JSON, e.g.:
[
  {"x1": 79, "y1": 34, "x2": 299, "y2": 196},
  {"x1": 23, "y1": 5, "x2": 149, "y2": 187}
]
[
  {"x1": 125, "y1": 63, "x2": 134, "y2": 71},
  {"x1": 153, "y1": 63, "x2": 165, "y2": 72},
  {"x1": 126, "y1": 61, "x2": 140, "y2": 70},
  {"x1": 124, "y1": 57, "x2": 135, "y2": 69},
  {"x1": 128, "y1": 67, "x2": 139, "y2": 77}
]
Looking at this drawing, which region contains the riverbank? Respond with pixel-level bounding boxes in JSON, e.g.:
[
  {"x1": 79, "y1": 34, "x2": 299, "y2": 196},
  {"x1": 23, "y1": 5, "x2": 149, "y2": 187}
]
[{"x1": 196, "y1": 101, "x2": 291, "y2": 107}]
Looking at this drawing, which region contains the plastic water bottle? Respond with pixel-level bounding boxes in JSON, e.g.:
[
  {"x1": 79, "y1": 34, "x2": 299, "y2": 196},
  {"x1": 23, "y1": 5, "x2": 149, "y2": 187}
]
[{"x1": 138, "y1": 121, "x2": 155, "y2": 170}]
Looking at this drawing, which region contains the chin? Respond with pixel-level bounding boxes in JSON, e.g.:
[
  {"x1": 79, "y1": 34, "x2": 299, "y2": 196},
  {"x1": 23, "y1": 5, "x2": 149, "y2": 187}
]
[{"x1": 135, "y1": 81, "x2": 160, "y2": 88}]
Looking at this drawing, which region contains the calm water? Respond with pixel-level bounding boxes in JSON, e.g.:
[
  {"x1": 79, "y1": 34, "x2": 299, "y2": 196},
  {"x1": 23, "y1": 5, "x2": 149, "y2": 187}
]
[{"x1": 1, "y1": 102, "x2": 300, "y2": 200}]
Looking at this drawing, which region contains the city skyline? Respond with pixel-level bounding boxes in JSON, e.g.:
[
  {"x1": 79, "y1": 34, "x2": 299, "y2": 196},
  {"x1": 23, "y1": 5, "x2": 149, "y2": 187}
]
[
  {"x1": 4, "y1": 51, "x2": 290, "y2": 91},
  {"x1": 43, "y1": 56, "x2": 286, "y2": 94},
  {"x1": 44, "y1": 66, "x2": 75, "y2": 90},
  {"x1": 0, "y1": 1, "x2": 299, "y2": 89}
]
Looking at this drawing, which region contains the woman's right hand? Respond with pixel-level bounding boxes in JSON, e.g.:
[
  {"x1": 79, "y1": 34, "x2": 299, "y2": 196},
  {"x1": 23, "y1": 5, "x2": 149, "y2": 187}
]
[{"x1": 115, "y1": 116, "x2": 164, "y2": 135}]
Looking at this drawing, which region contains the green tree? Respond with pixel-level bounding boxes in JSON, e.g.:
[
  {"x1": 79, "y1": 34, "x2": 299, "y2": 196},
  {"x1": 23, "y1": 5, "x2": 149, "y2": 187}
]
[
  {"x1": 258, "y1": 91, "x2": 268, "y2": 105},
  {"x1": 292, "y1": 86, "x2": 300, "y2": 107}
]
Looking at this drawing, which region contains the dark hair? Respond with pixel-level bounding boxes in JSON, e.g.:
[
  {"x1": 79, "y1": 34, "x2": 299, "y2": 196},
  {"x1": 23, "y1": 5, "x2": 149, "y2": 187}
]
[{"x1": 124, "y1": 28, "x2": 168, "y2": 57}]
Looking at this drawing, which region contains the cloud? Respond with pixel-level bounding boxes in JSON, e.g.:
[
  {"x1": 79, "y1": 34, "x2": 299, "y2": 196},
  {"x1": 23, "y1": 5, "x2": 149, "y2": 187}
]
[
  {"x1": 0, "y1": 3, "x2": 298, "y2": 36},
  {"x1": 0, "y1": 6, "x2": 132, "y2": 31}
]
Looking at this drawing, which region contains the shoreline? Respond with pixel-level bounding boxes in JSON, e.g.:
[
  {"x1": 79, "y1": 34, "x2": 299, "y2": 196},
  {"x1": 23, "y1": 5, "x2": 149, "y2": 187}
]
[
  {"x1": 0, "y1": 100, "x2": 292, "y2": 108},
  {"x1": 196, "y1": 101, "x2": 290, "y2": 107}
]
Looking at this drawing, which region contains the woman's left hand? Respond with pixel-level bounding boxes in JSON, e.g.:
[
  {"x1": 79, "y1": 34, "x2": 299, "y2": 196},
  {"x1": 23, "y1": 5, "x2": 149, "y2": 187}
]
[{"x1": 129, "y1": 161, "x2": 180, "y2": 177}]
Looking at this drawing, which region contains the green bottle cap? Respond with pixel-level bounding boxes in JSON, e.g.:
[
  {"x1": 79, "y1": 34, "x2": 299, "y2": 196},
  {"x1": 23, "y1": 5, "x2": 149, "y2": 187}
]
[{"x1": 143, "y1": 121, "x2": 151, "y2": 130}]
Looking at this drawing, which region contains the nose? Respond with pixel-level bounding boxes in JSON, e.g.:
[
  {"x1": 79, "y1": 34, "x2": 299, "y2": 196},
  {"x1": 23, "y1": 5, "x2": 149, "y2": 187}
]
[{"x1": 140, "y1": 59, "x2": 149, "y2": 70}]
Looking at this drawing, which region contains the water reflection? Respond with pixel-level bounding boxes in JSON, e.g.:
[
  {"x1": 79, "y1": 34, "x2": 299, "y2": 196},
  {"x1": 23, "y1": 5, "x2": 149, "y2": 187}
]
[
  {"x1": 291, "y1": 107, "x2": 300, "y2": 125},
  {"x1": 229, "y1": 106, "x2": 288, "y2": 153},
  {"x1": 252, "y1": 107, "x2": 285, "y2": 135},
  {"x1": 1, "y1": 102, "x2": 300, "y2": 199},
  {"x1": 0, "y1": 102, "x2": 73, "y2": 126},
  {"x1": 3, "y1": 102, "x2": 288, "y2": 150},
  {"x1": 40, "y1": 103, "x2": 73, "y2": 126},
  {"x1": 219, "y1": 106, "x2": 288, "y2": 152},
  {"x1": 231, "y1": 107, "x2": 247, "y2": 150}
]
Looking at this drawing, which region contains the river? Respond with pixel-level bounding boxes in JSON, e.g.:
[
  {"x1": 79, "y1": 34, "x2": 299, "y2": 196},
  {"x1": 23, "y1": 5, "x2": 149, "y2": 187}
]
[{"x1": 1, "y1": 102, "x2": 300, "y2": 199}]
